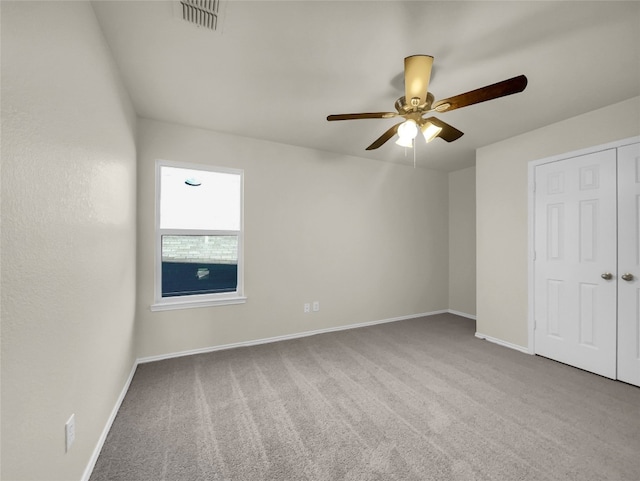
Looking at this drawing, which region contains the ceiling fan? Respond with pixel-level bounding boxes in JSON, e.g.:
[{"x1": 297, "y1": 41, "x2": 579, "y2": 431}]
[{"x1": 327, "y1": 55, "x2": 527, "y2": 150}]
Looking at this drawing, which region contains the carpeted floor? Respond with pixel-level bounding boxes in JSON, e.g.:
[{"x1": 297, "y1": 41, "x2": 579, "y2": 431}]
[{"x1": 90, "y1": 314, "x2": 640, "y2": 481}]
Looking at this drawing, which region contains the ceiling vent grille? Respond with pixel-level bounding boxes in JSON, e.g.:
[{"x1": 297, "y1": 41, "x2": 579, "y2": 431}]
[{"x1": 179, "y1": 0, "x2": 220, "y2": 30}]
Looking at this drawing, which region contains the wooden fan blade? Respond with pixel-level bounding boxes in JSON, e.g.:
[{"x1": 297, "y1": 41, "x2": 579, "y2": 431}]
[
  {"x1": 432, "y1": 75, "x2": 528, "y2": 113},
  {"x1": 404, "y1": 55, "x2": 433, "y2": 107},
  {"x1": 423, "y1": 117, "x2": 464, "y2": 142},
  {"x1": 327, "y1": 112, "x2": 397, "y2": 121},
  {"x1": 365, "y1": 123, "x2": 402, "y2": 150}
]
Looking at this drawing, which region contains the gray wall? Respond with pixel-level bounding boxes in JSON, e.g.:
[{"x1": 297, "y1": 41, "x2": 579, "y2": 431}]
[
  {"x1": 135, "y1": 118, "x2": 450, "y2": 359},
  {"x1": 476, "y1": 96, "x2": 640, "y2": 348},
  {"x1": 1, "y1": 2, "x2": 137, "y2": 480},
  {"x1": 448, "y1": 166, "x2": 476, "y2": 317}
]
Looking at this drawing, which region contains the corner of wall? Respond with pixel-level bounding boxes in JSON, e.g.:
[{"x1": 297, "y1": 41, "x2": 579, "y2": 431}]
[{"x1": 448, "y1": 166, "x2": 477, "y2": 318}]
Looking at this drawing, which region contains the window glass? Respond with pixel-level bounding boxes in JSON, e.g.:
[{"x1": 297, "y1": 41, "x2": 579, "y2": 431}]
[
  {"x1": 153, "y1": 162, "x2": 244, "y2": 309},
  {"x1": 161, "y1": 235, "x2": 238, "y2": 297},
  {"x1": 160, "y1": 166, "x2": 241, "y2": 231}
]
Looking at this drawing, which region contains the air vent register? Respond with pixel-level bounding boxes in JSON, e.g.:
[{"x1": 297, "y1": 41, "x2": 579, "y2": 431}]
[{"x1": 178, "y1": 0, "x2": 220, "y2": 30}]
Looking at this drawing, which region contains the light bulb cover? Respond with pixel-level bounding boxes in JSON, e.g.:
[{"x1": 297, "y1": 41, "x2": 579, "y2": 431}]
[
  {"x1": 397, "y1": 119, "x2": 418, "y2": 140},
  {"x1": 421, "y1": 122, "x2": 443, "y2": 143},
  {"x1": 185, "y1": 178, "x2": 202, "y2": 186},
  {"x1": 395, "y1": 136, "x2": 414, "y2": 148}
]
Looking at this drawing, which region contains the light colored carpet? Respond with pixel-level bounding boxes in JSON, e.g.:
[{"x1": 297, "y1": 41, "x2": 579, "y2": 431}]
[{"x1": 90, "y1": 314, "x2": 640, "y2": 480}]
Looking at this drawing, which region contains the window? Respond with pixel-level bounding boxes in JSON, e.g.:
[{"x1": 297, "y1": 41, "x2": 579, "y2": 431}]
[{"x1": 151, "y1": 161, "x2": 245, "y2": 311}]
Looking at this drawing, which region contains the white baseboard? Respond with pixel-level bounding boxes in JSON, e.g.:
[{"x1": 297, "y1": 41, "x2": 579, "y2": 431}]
[
  {"x1": 81, "y1": 361, "x2": 138, "y2": 481},
  {"x1": 137, "y1": 309, "x2": 449, "y2": 364},
  {"x1": 474, "y1": 331, "x2": 532, "y2": 354},
  {"x1": 447, "y1": 309, "x2": 477, "y2": 320}
]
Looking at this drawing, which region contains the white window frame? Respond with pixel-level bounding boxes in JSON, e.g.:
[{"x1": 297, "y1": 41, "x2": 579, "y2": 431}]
[{"x1": 150, "y1": 159, "x2": 246, "y2": 311}]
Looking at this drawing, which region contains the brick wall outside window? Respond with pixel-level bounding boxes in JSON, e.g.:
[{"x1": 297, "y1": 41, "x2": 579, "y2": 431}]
[{"x1": 162, "y1": 236, "x2": 237, "y2": 264}]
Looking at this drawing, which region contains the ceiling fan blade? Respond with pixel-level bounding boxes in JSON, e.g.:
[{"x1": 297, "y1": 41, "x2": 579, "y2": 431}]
[
  {"x1": 365, "y1": 123, "x2": 402, "y2": 150},
  {"x1": 327, "y1": 112, "x2": 397, "y2": 121},
  {"x1": 423, "y1": 117, "x2": 464, "y2": 142},
  {"x1": 404, "y1": 55, "x2": 433, "y2": 107},
  {"x1": 432, "y1": 75, "x2": 528, "y2": 113}
]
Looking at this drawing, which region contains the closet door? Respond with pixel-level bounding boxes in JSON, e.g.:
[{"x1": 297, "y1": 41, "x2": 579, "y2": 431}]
[
  {"x1": 533, "y1": 149, "x2": 618, "y2": 378},
  {"x1": 617, "y1": 142, "x2": 640, "y2": 387}
]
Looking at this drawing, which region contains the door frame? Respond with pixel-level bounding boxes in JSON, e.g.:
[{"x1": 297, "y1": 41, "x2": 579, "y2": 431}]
[{"x1": 527, "y1": 135, "x2": 640, "y2": 355}]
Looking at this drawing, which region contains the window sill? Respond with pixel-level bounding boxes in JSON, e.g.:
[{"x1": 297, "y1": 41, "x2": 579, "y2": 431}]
[{"x1": 150, "y1": 296, "x2": 247, "y2": 312}]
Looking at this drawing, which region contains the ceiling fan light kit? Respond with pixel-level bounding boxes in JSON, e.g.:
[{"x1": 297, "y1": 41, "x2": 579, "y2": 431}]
[
  {"x1": 396, "y1": 119, "x2": 418, "y2": 141},
  {"x1": 395, "y1": 136, "x2": 415, "y2": 149},
  {"x1": 421, "y1": 122, "x2": 443, "y2": 143},
  {"x1": 327, "y1": 54, "x2": 528, "y2": 154}
]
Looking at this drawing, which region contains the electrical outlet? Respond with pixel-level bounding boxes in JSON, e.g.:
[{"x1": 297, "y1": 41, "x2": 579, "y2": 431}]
[
  {"x1": 65, "y1": 414, "x2": 75, "y2": 453},
  {"x1": 312, "y1": 301, "x2": 320, "y2": 312},
  {"x1": 304, "y1": 303, "x2": 310, "y2": 313}
]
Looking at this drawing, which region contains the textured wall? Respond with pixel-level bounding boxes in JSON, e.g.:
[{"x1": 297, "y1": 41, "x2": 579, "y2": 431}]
[
  {"x1": 1, "y1": 2, "x2": 137, "y2": 480},
  {"x1": 476, "y1": 96, "x2": 640, "y2": 348},
  {"x1": 448, "y1": 166, "x2": 476, "y2": 317},
  {"x1": 135, "y1": 118, "x2": 450, "y2": 359}
]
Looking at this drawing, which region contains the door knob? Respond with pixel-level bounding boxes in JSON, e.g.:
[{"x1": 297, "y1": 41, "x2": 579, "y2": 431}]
[
  {"x1": 601, "y1": 272, "x2": 613, "y2": 280},
  {"x1": 622, "y1": 273, "x2": 634, "y2": 281}
]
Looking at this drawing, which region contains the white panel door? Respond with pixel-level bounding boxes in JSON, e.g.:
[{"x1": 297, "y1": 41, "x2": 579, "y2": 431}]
[
  {"x1": 534, "y1": 149, "x2": 617, "y2": 378},
  {"x1": 617, "y1": 142, "x2": 640, "y2": 386}
]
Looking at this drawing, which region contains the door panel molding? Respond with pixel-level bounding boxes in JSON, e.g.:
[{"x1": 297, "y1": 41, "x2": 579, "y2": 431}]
[
  {"x1": 527, "y1": 136, "x2": 640, "y2": 383},
  {"x1": 533, "y1": 149, "x2": 617, "y2": 378}
]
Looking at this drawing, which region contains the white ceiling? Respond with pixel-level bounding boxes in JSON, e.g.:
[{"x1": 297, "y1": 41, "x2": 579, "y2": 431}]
[{"x1": 92, "y1": 1, "x2": 640, "y2": 172}]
